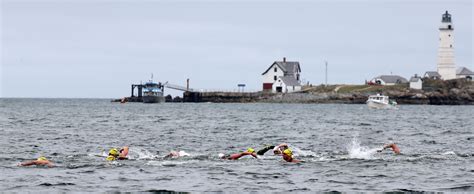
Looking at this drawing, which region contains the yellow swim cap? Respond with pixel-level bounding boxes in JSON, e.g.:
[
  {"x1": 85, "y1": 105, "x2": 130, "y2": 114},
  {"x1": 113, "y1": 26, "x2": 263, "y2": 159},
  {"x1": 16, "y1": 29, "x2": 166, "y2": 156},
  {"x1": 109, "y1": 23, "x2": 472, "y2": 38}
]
[
  {"x1": 109, "y1": 148, "x2": 119, "y2": 156},
  {"x1": 37, "y1": 156, "x2": 47, "y2": 161},
  {"x1": 283, "y1": 149, "x2": 292, "y2": 156},
  {"x1": 247, "y1": 148, "x2": 255, "y2": 153},
  {"x1": 106, "y1": 155, "x2": 116, "y2": 161}
]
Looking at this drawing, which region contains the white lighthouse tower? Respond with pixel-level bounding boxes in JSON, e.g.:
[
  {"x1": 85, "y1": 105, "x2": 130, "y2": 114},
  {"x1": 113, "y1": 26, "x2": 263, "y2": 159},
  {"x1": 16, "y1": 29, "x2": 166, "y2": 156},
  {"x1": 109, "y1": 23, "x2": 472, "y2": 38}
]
[{"x1": 437, "y1": 11, "x2": 456, "y2": 80}]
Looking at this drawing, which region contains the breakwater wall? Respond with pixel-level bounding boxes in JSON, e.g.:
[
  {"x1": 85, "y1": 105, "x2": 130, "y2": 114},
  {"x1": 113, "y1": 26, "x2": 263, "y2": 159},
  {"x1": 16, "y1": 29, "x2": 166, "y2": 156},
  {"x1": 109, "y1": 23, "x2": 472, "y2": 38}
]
[{"x1": 183, "y1": 92, "x2": 263, "y2": 103}]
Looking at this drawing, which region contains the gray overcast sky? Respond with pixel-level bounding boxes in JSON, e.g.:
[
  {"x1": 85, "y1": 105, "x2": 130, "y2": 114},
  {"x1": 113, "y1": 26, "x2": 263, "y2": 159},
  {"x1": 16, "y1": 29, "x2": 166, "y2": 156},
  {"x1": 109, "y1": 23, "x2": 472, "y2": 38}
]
[{"x1": 1, "y1": 0, "x2": 472, "y2": 98}]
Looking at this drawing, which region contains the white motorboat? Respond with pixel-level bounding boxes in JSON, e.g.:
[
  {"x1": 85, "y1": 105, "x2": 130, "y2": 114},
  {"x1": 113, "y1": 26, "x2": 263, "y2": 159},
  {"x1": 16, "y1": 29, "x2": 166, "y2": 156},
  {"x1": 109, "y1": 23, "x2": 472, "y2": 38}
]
[{"x1": 366, "y1": 94, "x2": 397, "y2": 109}]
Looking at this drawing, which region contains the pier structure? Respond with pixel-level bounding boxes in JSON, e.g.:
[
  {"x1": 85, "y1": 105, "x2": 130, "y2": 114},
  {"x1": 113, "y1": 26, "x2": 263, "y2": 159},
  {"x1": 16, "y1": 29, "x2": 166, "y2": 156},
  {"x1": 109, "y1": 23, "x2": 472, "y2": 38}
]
[
  {"x1": 124, "y1": 84, "x2": 144, "y2": 102},
  {"x1": 163, "y1": 80, "x2": 263, "y2": 102},
  {"x1": 131, "y1": 84, "x2": 143, "y2": 98},
  {"x1": 164, "y1": 82, "x2": 194, "y2": 92},
  {"x1": 115, "y1": 79, "x2": 268, "y2": 103},
  {"x1": 183, "y1": 91, "x2": 262, "y2": 103}
]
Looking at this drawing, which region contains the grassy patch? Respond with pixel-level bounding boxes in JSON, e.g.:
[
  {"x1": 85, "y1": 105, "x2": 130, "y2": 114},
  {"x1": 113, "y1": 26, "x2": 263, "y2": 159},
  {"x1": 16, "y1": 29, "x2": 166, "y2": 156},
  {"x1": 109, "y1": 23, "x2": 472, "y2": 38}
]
[
  {"x1": 303, "y1": 84, "x2": 409, "y2": 94},
  {"x1": 302, "y1": 85, "x2": 338, "y2": 93}
]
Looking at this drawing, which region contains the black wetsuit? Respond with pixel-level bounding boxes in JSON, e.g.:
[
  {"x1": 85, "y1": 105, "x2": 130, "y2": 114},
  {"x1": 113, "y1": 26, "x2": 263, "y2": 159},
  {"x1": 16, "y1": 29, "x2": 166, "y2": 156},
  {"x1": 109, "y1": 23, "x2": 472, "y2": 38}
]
[{"x1": 256, "y1": 145, "x2": 275, "y2": 155}]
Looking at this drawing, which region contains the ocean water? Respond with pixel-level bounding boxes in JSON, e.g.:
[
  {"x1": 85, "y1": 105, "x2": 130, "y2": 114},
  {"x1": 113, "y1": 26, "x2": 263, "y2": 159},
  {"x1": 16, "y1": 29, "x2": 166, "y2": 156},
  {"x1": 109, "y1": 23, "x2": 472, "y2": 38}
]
[{"x1": 0, "y1": 98, "x2": 473, "y2": 192}]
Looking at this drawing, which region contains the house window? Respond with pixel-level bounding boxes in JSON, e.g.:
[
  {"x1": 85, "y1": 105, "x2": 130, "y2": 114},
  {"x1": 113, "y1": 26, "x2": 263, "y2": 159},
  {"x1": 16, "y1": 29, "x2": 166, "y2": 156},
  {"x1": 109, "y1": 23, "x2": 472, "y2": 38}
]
[
  {"x1": 450, "y1": 44, "x2": 452, "y2": 48},
  {"x1": 448, "y1": 34, "x2": 451, "y2": 37},
  {"x1": 274, "y1": 67, "x2": 277, "y2": 72},
  {"x1": 274, "y1": 76, "x2": 277, "y2": 81},
  {"x1": 297, "y1": 74, "x2": 300, "y2": 81},
  {"x1": 448, "y1": 25, "x2": 452, "y2": 29}
]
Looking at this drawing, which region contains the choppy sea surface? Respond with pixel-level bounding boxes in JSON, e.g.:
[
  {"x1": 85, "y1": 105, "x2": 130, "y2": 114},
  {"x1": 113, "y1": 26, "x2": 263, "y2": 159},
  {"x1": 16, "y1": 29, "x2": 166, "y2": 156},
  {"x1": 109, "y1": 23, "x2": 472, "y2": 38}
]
[{"x1": 0, "y1": 98, "x2": 473, "y2": 192}]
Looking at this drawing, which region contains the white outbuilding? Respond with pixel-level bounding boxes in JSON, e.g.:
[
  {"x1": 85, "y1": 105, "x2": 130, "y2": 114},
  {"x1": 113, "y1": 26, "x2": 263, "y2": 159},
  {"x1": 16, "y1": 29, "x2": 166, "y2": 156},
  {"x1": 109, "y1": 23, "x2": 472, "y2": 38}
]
[
  {"x1": 273, "y1": 76, "x2": 302, "y2": 93},
  {"x1": 409, "y1": 75, "x2": 423, "y2": 90},
  {"x1": 456, "y1": 67, "x2": 474, "y2": 81}
]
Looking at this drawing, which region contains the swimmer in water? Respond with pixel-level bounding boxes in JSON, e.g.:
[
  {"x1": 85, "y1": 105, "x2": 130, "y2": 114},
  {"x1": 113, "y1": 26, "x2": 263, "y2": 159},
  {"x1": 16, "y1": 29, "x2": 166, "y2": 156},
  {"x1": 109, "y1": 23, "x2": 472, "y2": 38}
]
[
  {"x1": 377, "y1": 143, "x2": 400, "y2": 154},
  {"x1": 19, "y1": 156, "x2": 54, "y2": 167},
  {"x1": 282, "y1": 148, "x2": 301, "y2": 163},
  {"x1": 256, "y1": 143, "x2": 289, "y2": 155},
  {"x1": 219, "y1": 148, "x2": 258, "y2": 160},
  {"x1": 106, "y1": 146, "x2": 129, "y2": 161},
  {"x1": 164, "y1": 150, "x2": 190, "y2": 159}
]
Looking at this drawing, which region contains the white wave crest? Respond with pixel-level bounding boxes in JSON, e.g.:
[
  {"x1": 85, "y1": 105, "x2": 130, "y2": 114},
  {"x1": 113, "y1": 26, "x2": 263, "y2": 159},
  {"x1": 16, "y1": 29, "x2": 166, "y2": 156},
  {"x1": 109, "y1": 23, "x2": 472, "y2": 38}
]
[
  {"x1": 128, "y1": 147, "x2": 157, "y2": 160},
  {"x1": 177, "y1": 150, "x2": 190, "y2": 157},
  {"x1": 289, "y1": 145, "x2": 317, "y2": 157},
  {"x1": 347, "y1": 137, "x2": 378, "y2": 159}
]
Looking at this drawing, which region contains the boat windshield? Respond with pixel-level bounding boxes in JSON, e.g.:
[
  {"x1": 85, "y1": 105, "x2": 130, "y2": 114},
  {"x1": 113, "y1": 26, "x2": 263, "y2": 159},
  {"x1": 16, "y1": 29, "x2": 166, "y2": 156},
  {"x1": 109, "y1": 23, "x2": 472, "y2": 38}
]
[{"x1": 369, "y1": 96, "x2": 388, "y2": 101}]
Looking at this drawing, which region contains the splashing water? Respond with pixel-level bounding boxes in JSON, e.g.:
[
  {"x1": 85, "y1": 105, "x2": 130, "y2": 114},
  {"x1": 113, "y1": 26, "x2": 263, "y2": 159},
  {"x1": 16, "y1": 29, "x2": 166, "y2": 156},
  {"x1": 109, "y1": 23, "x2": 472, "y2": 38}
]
[
  {"x1": 290, "y1": 145, "x2": 317, "y2": 157},
  {"x1": 177, "y1": 150, "x2": 190, "y2": 157},
  {"x1": 442, "y1": 151, "x2": 456, "y2": 155},
  {"x1": 347, "y1": 137, "x2": 379, "y2": 159},
  {"x1": 128, "y1": 147, "x2": 157, "y2": 160}
]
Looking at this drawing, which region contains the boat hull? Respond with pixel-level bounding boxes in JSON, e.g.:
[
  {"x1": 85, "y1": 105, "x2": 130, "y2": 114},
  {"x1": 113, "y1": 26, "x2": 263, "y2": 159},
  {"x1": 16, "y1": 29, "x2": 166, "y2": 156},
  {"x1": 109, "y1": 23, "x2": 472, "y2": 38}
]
[
  {"x1": 142, "y1": 95, "x2": 165, "y2": 103},
  {"x1": 366, "y1": 101, "x2": 396, "y2": 109}
]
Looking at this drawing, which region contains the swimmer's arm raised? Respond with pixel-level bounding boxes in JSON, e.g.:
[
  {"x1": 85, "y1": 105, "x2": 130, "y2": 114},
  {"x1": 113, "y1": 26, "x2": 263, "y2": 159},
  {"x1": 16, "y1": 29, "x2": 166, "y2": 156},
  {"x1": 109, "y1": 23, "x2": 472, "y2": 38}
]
[
  {"x1": 276, "y1": 143, "x2": 288, "y2": 149},
  {"x1": 119, "y1": 146, "x2": 129, "y2": 158},
  {"x1": 256, "y1": 145, "x2": 275, "y2": 155}
]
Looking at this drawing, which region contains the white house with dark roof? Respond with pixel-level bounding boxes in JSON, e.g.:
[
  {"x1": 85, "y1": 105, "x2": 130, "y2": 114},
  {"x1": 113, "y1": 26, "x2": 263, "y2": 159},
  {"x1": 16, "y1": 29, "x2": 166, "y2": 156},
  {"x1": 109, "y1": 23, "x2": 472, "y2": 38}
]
[
  {"x1": 261, "y1": 57, "x2": 301, "y2": 93},
  {"x1": 273, "y1": 76, "x2": 302, "y2": 93},
  {"x1": 456, "y1": 67, "x2": 474, "y2": 81},
  {"x1": 424, "y1": 71, "x2": 442, "y2": 80},
  {"x1": 369, "y1": 75, "x2": 408, "y2": 85},
  {"x1": 409, "y1": 75, "x2": 423, "y2": 90}
]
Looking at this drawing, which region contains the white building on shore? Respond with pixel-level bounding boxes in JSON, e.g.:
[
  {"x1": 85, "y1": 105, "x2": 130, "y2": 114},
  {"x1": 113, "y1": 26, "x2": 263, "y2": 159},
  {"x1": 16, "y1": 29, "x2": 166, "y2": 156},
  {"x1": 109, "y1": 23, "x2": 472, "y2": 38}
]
[
  {"x1": 409, "y1": 75, "x2": 423, "y2": 90},
  {"x1": 261, "y1": 57, "x2": 301, "y2": 93},
  {"x1": 456, "y1": 67, "x2": 474, "y2": 81},
  {"x1": 424, "y1": 71, "x2": 442, "y2": 80},
  {"x1": 369, "y1": 75, "x2": 408, "y2": 85}
]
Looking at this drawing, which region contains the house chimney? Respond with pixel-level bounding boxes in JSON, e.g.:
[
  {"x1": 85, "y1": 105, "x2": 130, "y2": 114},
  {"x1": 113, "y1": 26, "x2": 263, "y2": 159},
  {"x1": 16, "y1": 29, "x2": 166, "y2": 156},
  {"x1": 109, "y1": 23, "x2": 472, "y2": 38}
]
[
  {"x1": 415, "y1": 74, "x2": 418, "y2": 78},
  {"x1": 283, "y1": 57, "x2": 286, "y2": 62}
]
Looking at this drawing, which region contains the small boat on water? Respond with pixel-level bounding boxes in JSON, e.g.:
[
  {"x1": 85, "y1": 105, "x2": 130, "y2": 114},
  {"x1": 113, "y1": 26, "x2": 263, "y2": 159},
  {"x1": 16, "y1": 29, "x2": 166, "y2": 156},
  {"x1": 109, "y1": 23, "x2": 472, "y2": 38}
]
[
  {"x1": 142, "y1": 78, "x2": 165, "y2": 103},
  {"x1": 366, "y1": 94, "x2": 397, "y2": 109}
]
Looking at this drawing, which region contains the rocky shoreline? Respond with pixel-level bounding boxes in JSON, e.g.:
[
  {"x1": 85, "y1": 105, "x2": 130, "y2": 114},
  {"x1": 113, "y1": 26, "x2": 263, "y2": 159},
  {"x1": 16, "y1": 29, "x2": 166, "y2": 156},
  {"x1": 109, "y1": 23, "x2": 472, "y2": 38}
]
[
  {"x1": 258, "y1": 90, "x2": 474, "y2": 105},
  {"x1": 259, "y1": 79, "x2": 474, "y2": 105},
  {"x1": 117, "y1": 79, "x2": 474, "y2": 105}
]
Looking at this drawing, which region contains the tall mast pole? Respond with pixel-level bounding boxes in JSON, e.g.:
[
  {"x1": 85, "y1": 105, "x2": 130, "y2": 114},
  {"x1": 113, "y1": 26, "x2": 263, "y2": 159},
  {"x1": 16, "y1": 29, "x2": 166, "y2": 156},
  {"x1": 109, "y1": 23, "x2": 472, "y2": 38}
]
[{"x1": 325, "y1": 61, "x2": 328, "y2": 86}]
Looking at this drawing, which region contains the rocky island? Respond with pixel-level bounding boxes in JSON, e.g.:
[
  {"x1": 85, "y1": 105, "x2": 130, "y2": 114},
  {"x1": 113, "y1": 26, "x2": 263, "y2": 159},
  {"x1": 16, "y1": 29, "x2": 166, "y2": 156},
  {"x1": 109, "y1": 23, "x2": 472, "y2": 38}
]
[{"x1": 168, "y1": 78, "x2": 473, "y2": 105}]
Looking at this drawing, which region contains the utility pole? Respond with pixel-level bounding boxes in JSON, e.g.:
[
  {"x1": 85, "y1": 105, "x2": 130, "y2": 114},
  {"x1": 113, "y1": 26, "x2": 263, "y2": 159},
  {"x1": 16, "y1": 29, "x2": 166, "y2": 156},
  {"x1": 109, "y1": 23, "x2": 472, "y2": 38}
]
[{"x1": 325, "y1": 61, "x2": 328, "y2": 86}]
